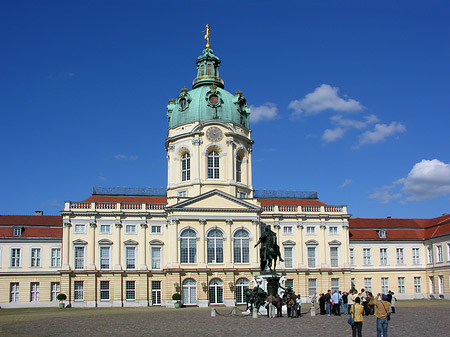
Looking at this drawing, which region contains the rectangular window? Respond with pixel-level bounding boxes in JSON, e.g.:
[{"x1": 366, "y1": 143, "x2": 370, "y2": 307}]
[
  {"x1": 51, "y1": 282, "x2": 60, "y2": 301},
  {"x1": 11, "y1": 248, "x2": 21, "y2": 267},
  {"x1": 412, "y1": 247, "x2": 420, "y2": 265},
  {"x1": 10, "y1": 283, "x2": 19, "y2": 302},
  {"x1": 100, "y1": 281, "x2": 110, "y2": 301},
  {"x1": 51, "y1": 248, "x2": 62, "y2": 267},
  {"x1": 364, "y1": 278, "x2": 372, "y2": 293},
  {"x1": 30, "y1": 282, "x2": 39, "y2": 302},
  {"x1": 74, "y1": 281, "x2": 84, "y2": 301},
  {"x1": 238, "y1": 191, "x2": 247, "y2": 199},
  {"x1": 30, "y1": 248, "x2": 41, "y2": 267},
  {"x1": 398, "y1": 277, "x2": 405, "y2": 294},
  {"x1": 438, "y1": 275, "x2": 444, "y2": 293},
  {"x1": 363, "y1": 248, "x2": 372, "y2": 265},
  {"x1": 125, "y1": 224, "x2": 137, "y2": 234},
  {"x1": 284, "y1": 247, "x2": 293, "y2": 268},
  {"x1": 283, "y1": 226, "x2": 293, "y2": 235},
  {"x1": 414, "y1": 277, "x2": 421, "y2": 294},
  {"x1": 100, "y1": 224, "x2": 111, "y2": 233},
  {"x1": 13, "y1": 227, "x2": 22, "y2": 236},
  {"x1": 151, "y1": 247, "x2": 162, "y2": 269},
  {"x1": 308, "y1": 279, "x2": 317, "y2": 297},
  {"x1": 177, "y1": 190, "x2": 188, "y2": 197},
  {"x1": 306, "y1": 226, "x2": 316, "y2": 235},
  {"x1": 427, "y1": 246, "x2": 433, "y2": 264},
  {"x1": 330, "y1": 247, "x2": 339, "y2": 267},
  {"x1": 396, "y1": 248, "x2": 405, "y2": 264},
  {"x1": 381, "y1": 277, "x2": 389, "y2": 294},
  {"x1": 74, "y1": 246, "x2": 85, "y2": 270},
  {"x1": 436, "y1": 245, "x2": 443, "y2": 263},
  {"x1": 349, "y1": 248, "x2": 355, "y2": 265},
  {"x1": 100, "y1": 247, "x2": 110, "y2": 269},
  {"x1": 331, "y1": 278, "x2": 339, "y2": 293},
  {"x1": 151, "y1": 225, "x2": 162, "y2": 233},
  {"x1": 380, "y1": 248, "x2": 388, "y2": 266},
  {"x1": 329, "y1": 226, "x2": 338, "y2": 235},
  {"x1": 285, "y1": 279, "x2": 294, "y2": 290},
  {"x1": 447, "y1": 243, "x2": 450, "y2": 261},
  {"x1": 126, "y1": 247, "x2": 136, "y2": 269},
  {"x1": 126, "y1": 280, "x2": 136, "y2": 300},
  {"x1": 152, "y1": 281, "x2": 161, "y2": 305},
  {"x1": 74, "y1": 224, "x2": 86, "y2": 233},
  {"x1": 307, "y1": 247, "x2": 316, "y2": 268}
]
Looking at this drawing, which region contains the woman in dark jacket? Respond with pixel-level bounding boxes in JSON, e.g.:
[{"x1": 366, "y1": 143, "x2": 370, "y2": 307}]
[{"x1": 319, "y1": 293, "x2": 326, "y2": 315}]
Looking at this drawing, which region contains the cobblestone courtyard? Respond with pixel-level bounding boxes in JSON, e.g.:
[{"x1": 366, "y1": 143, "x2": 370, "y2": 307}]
[{"x1": 1, "y1": 301, "x2": 449, "y2": 337}]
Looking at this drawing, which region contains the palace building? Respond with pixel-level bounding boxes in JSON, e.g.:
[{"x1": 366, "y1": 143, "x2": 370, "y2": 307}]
[{"x1": 1, "y1": 37, "x2": 449, "y2": 308}]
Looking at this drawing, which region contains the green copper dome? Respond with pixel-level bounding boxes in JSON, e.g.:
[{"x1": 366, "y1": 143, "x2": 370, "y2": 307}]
[{"x1": 166, "y1": 48, "x2": 251, "y2": 129}]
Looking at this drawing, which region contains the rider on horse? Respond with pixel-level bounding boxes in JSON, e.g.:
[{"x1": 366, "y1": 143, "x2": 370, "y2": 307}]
[{"x1": 254, "y1": 225, "x2": 284, "y2": 272}]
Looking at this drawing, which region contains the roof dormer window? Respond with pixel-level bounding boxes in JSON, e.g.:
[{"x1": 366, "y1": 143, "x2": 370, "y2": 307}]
[{"x1": 378, "y1": 230, "x2": 386, "y2": 238}]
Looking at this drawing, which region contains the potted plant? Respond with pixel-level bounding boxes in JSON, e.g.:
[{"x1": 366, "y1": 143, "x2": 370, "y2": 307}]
[
  {"x1": 172, "y1": 293, "x2": 181, "y2": 308},
  {"x1": 57, "y1": 293, "x2": 67, "y2": 308}
]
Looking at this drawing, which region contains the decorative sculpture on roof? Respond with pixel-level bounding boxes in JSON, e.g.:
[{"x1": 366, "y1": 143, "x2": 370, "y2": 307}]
[{"x1": 203, "y1": 24, "x2": 211, "y2": 49}]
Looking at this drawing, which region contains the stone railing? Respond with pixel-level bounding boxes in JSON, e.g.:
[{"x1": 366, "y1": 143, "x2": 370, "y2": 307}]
[
  {"x1": 67, "y1": 201, "x2": 166, "y2": 212},
  {"x1": 261, "y1": 205, "x2": 346, "y2": 214}
]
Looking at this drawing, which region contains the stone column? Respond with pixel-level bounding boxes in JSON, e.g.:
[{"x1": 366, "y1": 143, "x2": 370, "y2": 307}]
[
  {"x1": 252, "y1": 219, "x2": 260, "y2": 267},
  {"x1": 114, "y1": 222, "x2": 123, "y2": 270},
  {"x1": 226, "y1": 139, "x2": 234, "y2": 182},
  {"x1": 62, "y1": 222, "x2": 72, "y2": 270},
  {"x1": 226, "y1": 218, "x2": 233, "y2": 267},
  {"x1": 320, "y1": 223, "x2": 328, "y2": 268},
  {"x1": 199, "y1": 219, "x2": 206, "y2": 265},
  {"x1": 297, "y1": 222, "x2": 304, "y2": 268},
  {"x1": 89, "y1": 221, "x2": 97, "y2": 269},
  {"x1": 140, "y1": 223, "x2": 148, "y2": 270}
]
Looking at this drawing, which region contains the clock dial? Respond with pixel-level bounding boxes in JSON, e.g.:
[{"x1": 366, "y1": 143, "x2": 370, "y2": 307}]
[{"x1": 206, "y1": 126, "x2": 223, "y2": 142}]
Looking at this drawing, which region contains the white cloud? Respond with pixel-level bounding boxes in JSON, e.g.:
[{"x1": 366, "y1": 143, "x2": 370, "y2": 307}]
[
  {"x1": 369, "y1": 185, "x2": 402, "y2": 204},
  {"x1": 339, "y1": 179, "x2": 352, "y2": 188},
  {"x1": 331, "y1": 114, "x2": 379, "y2": 130},
  {"x1": 114, "y1": 154, "x2": 138, "y2": 161},
  {"x1": 397, "y1": 159, "x2": 450, "y2": 201},
  {"x1": 249, "y1": 103, "x2": 279, "y2": 123},
  {"x1": 355, "y1": 121, "x2": 406, "y2": 148},
  {"x1": 322, "y1": 127, "x2": 345, "y2": 143},
  {"x1": 288, "y1": 84, "x2": 365, "y2": 116}
]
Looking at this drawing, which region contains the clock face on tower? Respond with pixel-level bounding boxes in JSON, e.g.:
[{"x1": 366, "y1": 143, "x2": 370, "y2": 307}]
[{"x1": 206, "y1": 126, "x2": 223, "y2": 142}]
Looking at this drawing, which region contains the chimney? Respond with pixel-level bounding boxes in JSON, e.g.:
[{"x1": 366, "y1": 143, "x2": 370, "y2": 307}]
[
  {"x1": 35, "y1": 211, "x2": 43, "y2": 216},
  {"x1": 387, "y1": 216, "x2": 391, "y2": 219}
]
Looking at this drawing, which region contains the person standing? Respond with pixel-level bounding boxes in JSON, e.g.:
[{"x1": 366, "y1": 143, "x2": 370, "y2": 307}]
[
  {"x1": 267, "y1": 293, "x2": 276, "y2": 318},
  {"x1": 275, "y1": 294, "x2": 283, "y2": 317},
  {"x1": 296, "y1": 293, "x2": 302, "y2": 317},
  {"x1": 350, "y1": 297, "x2": 364, "y2": 337},
  {"x1": 311, "y1": 291, "x2": 318, "y2": 314},
  {"x1": 342, "y1": 292, "x2": 349, "y2": 315},
  {"x1": 374, "y1": 293, "x2": 391, "y2": 337},
  {"x1": 324, "y1": 290, "x2": 332, "y2": 316},
  {"x1": 389, "y1": 291, "x2": 396, "y2": 313},
  {"x1": 332, "y1": 290, "x2": 340, "y2": 316},
  {"x1": 347, "y1": 290, "x2": 354, "y2": 315},
  {"x1": 319, "y1": 293, "x2": 326, "y2": 315}
]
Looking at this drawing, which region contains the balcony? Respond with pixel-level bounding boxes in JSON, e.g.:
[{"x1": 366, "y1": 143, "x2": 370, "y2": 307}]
[
  {"x1": 66, "y1": 201, "x2": 166, "y2": 212},
  {"x1": 261, "y1": 205, "x2": 347, "y2": 214}
]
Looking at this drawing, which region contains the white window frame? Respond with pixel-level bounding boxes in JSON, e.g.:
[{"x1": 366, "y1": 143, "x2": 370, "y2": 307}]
[
  {"x1": 233, "y1": 229, "x2": 250, "y2": 264},
  {"x1": 436, "y1": 245, "x2": 443, "y2": 263},
  {"x1": 207, "y1": 150, "x2": 220, "y2": 179},
  {"x1": 238, "y1": 191, "x2": 247, "y2": 199},
  {"x1": 100, "y1": 224, "x2": 111, "y2": 234},
  {"x1": 349, "y1": 247, "x2": 355, "y2": 265},
  {"x1": 177, "y1": 190, "x2": 188, "y2": 197},
  {"x1": 396, "y1": 247, "x2": 405, "y2": 265},
  {"x1": 74, "y1": 246, "x2": 86, "y2": 270},
  {"x1": 380, "y1": 247, "x2": 388, "y2": 266},
  {"x1": 13, "y1": 227, "x2": 23, "y2": 236},
  {"x1": 151, "y1": 224, "x2": 162, "y2": 234},
  {"x1": 125, "y1": 246, "x2": 137, "y2": 270},
  {"x1": 412, "y1": 247, "x2": 421, "y2": 265},
  {"x1": 30, "y1": 247, "x2": 42, "y2": 267},
  {"x1": 126, "y1": 280, "x2": 136, "y2": 301},
  {"x1": 180, "y1": 229, "x2": 197, "y2": 264},
  {"x1": 100, "y1": 280, "x2": 110, "y2": 301},
  {"x1": 328, "y1": 226, "x2": 338, "y2": 235},
  {"x1": 50, "y1": 248, "x2": 62, "y2": 267},
  {"x1": 151, "y1": 280, "x2": 162, "y2": 305},
  {"x1": 51, "y1": 282, "x2": 60, "y2": 302},
  {"x1": 99, "y1": 246, "x2": 111, "y2": 270},
  {"x1": 398, "y1": 277, "x2": 406, "y2": 294},
  {"x1": 427, "y1": 246, "x2": 433, "y2": 264},
  {"x1": 308, "y1": 278, "x2": 317, "y2": 297},
  {"x1": 181, "y1": 153, "x2": 191, "y2": 182},
  {"x1": 306, "y1": 226, "x2": 316, "y2": 235},
  {"x1": 363, "y1": 248, "x2": 372, "y2": 265},
  {"x1": 364, "y1": 278, "x2": 372, "y2": 293},
  {"x1": 30, "y1": 282, "x2": 39, "y2": 302},
  {"x1": 307, "y1": 246, "x2": 317, "y2": 268},
  {"x1": 330, "y1": 246, "x2": 339, "y2": 267},
  {"x1": 10, "y1": 247, "x2": 21, "y2": 267},
  {"x1": 206, "y1": 229, "x2": 224, "y2": 264},
  {"x1": 331, "y1": 278, "x2": 339, "y2": 293},
  {"x1": 151, "y1": 246, "x2": 162, "y2": 270},
  {"x1": 283, "y1": 246, "x2": 294, "y2": 269},
  {"x1": 381, "y1": 277, "x2": 389, "y2": 294},
  {"x1": 125, "y1": 224, "x2": 137, "y2": 234},
  {"x1": 10, "y1": 282, "x2": 19, "y2": 302},
  {"x1": 74, "y1": 224, "x2": 86, "y2": 233},
  {"x1": 74, "y1": 281, "x2": 84, "y2": 301},
  {"x1": 235, "y1": 278, "x2": 250, "y2": 305},
  {"x1": 283, "y1": 226, "x2": 293, "y2": 235},
  {"x1": 208, "y1": 278, "x2": 224, "y2": 305},
  {"x1": 414, "y1": 277, "x2": 421, "y2": 294},
  {"x1": 447, "y1": 242, "x2": 450, "y2": 261},
  {"x1": 438, "y1": 275, "x2": 444, "y2": 294}
]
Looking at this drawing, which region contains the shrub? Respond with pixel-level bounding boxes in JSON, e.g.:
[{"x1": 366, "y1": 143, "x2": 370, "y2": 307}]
[
  {"x1": 172, "y1": 293, "x2": 181, "y2": 301},
  {"x1": 57, "y1": 294, "x2": 67, "y2": 302}
]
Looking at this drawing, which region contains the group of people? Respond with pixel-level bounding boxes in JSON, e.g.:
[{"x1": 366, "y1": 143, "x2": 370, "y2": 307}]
[
  {"x1": 315, "y1": 288, "x2": 396, "y2": 337},
  {"x1": 265, "y1": 290, "x2": 302, "y2": 318}
]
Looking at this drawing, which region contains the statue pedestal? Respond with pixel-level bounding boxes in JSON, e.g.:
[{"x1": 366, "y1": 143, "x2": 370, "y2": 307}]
[{"x1": 243, "y1": 274, "x2": 286, "y2": 316}]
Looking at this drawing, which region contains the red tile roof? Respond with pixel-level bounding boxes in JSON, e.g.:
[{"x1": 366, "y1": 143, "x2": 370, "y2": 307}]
[{"x1": 0, "y1": 215, "x2": 63, "y2": 238}]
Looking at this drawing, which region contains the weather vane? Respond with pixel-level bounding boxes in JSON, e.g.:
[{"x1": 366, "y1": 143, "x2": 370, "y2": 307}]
[{"x1": 203, "y1": 24, "x2": 211, "y2": 49}]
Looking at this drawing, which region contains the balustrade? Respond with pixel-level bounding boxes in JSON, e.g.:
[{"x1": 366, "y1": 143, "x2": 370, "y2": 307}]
[
  {"x1": 121, "y1": 202, "x2": 142, "y2": 210},
  {"x1": 70, "y1": 202, "x2": 91, "y2": 209},
  {"x1": 96, "y1": 202, "x2": 117, "y2": 209},
  {"x1": 146, "y1": 203, "x2": 166, "y2": 210},
  {"x1": 278, "y1": 205, "x2": 297, "y2": 212}
]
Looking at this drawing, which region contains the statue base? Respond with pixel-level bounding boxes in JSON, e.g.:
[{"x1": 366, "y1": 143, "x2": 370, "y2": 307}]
[{"x1": 243, "y1": 274, "x2": 287, "y2": 316}]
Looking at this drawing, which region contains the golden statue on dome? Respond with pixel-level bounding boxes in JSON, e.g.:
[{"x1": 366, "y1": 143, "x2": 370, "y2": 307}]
[{"x1": 203, "y1": 24, "x2": 211, "y2": 49}]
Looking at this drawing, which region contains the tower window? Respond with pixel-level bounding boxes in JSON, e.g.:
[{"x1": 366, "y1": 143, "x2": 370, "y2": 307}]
[
  {"x1": 207, "y1": 64, "x2": 212, "y2": 75},
  {"x1": 209, "y1": 95, "x2": 219, "y2": 105},
  {"x1": 181, "y1": 153, "x2": 190, "y2": 181},
  {"x1": 236, "y1": 154, "x2": 242, "y2": 182},
  {"x1": 179, "y1": 98, "x2": 187, "y2": 109},
  {"x1": 201, "y1": 65, "x2": 204, "y2": 76},
  {"x1": 207, "y1": 151, "x2": 220, "y2": 179}
]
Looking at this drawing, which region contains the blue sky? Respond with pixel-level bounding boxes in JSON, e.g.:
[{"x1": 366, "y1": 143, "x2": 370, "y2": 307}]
[{"x1": 1, "y1": 0, "x2": 449, "y2": 218}]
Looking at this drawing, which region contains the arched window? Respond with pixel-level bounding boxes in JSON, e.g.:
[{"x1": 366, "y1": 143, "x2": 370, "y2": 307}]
[
  {"x1": 233, "y1": 229, "x2": 250, "y2": 263},
  {"x1": 180, "y1": 229, "x2": 197, "y2": 264},
  {"x1": 207, "y1": 151, "x2": 220, "y2": 179},
  {"x1": 235, "y1": 278, "x2": 250, "y2": 305},
  {"x1": 236, "y1": 154, "x2": 242, "y2": 182},
  {"x1": 207, "y1": 229, "x2": 224, "y2": 264},
  {"x1": 182, "y1": 278, "x2": 197, "y2": 305},
  {"x1": 209, "y1": 278, "x2": 223, "y2": 305},
  {"x1": 181, "y1": 153, "x2": 190, "y2": 181}
]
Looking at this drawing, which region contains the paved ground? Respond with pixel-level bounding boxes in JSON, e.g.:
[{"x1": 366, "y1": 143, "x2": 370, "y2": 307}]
[{"x1": 1, "y1": 300, "x2": 449, "y2": 336}]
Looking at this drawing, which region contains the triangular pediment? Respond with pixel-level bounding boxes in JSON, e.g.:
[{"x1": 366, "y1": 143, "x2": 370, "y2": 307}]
[{"x1": 168, "y1": 190, "x2": 260, "y2": 212}]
